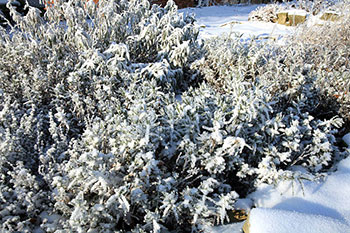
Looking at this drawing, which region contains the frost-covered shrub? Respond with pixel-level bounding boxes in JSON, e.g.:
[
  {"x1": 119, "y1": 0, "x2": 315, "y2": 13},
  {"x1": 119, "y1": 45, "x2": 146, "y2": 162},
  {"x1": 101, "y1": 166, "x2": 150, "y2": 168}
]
[
  {"x1": 196, "y1": 21, "x2": 350, "y2": 124},
  {"x1": 193, "y1": 28, "x2": 349, "y2": 185},
  {"x1": 0, "y1": 0, "x2": 202, "y2": 231},
  {"x1": 289, "y1": 2, "x2": 350, "y2": 123},
  {"x1": 51, "y1": 77, "x2": 345, "y2": 231},
  {"x1": 248, "y1": 3, "x2": 287, "y2": 22},
  {"x1": 0, "y1": 0, "x2": 349, "y2": 232},
  {"x1": 194, "y1": 35, "x2": 348, "y2": 175},
  {"x1": 294, "y1": 0, "x2": 338, "y2": 15}
]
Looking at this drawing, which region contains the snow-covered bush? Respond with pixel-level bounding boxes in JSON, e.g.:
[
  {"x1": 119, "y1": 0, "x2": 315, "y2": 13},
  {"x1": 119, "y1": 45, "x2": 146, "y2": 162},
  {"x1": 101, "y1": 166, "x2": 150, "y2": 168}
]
[
  {"x1": 193, "y1": 35, "x2": 348, "y2": 178},
  {"x1": 290, "y1": 1, "x2": 350, "y2": 123},
  {"x1": 0, "y1": 0, "x2": 202, "y2": 231},
  {"x1": 294, "y1": 0, "x2": 338, "y2": 15},
  {"x1": 248, "y1": 3, "x2": 287, "y2": 22},
  {"x1": 0, "y1": 0, "x2": 349, "y2": 232},
  {"x1": 196, "y1": 19, "x2": 350, "y2": 124}
]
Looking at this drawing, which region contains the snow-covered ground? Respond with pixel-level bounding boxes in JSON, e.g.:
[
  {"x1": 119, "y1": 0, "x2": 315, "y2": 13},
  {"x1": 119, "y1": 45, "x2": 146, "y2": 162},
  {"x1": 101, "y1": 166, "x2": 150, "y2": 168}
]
[
  {"x1": 246, "y1": 149, "x2": 350, "y2": 233},
  {"x1": 181, "y1": 4, "x2": 350, "y2": 233},
  {"x1": 180, "y1": 5, "x2": 293, "y2": 40}
]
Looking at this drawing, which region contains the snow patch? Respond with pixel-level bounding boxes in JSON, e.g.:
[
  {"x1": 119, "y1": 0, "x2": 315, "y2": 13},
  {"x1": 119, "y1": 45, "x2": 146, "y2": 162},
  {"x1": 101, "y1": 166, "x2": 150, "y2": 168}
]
[
  {"x1": 247, "y1": 156, "x2": 350, "y2": 233},
  {"x1": 278, "y1": 9, "x2": 308, "y2": 16},
  {"x1": 180, "y1": 5, "x2": 293, "y2": 40},
  {"x1": 250, "y1": 208, "x2": 350, "y2": 233}
]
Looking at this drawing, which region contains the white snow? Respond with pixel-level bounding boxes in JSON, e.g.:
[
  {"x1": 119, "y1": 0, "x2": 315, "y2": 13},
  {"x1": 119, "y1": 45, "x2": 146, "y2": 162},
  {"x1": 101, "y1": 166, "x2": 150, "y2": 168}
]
[
  {"x1": 249, "y1": 208, "x2": 350, "y2": 233},
  {"x1": 209, "y1": 155, "x2": 350, "y2": 233},
  {"x1": 180, "y1": 5, "x2": 293, "y2": 40},
  {"x1": 188, "y1": 4, "x2": 350, "y2": 233},
  {"x1": 278, "y1": 9, "x2": 308, "y2": 16},
  {"x1": 247, "y1": 155, "x2": 350, "y2": 233},
  {"x1": 324, "y1": 10, "x2": 341, "y2": 15}
]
